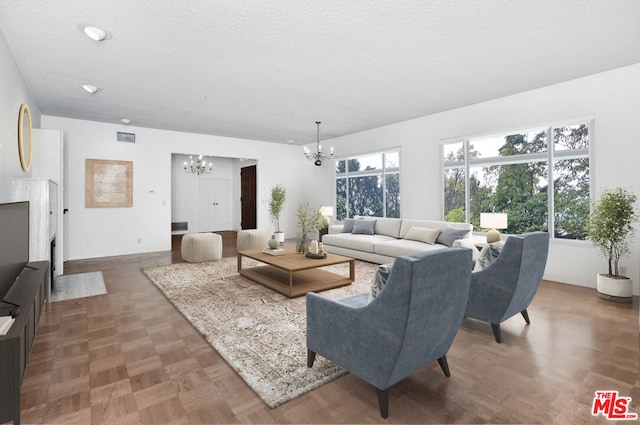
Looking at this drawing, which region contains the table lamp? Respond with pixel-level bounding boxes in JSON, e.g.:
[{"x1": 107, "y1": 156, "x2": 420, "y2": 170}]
[
  {"x1": 320, "y1": 206, "x2": 334, "y2": 227},
  {"x1": 480, "y1": 212, "x2": 508, "y2": 243}
]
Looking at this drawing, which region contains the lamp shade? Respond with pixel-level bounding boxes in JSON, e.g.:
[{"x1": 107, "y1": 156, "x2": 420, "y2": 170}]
[
  {"x1": 480, "y1": 213, "x2": 508, "y2": 229},
  {"x1": 320, "y1": 206, "x2": 334, "y2": 217}
]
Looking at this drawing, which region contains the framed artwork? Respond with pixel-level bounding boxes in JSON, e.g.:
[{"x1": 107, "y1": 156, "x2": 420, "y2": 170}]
[{"x1": 86, "y1": 159, "x2": 133, "y2": 208}]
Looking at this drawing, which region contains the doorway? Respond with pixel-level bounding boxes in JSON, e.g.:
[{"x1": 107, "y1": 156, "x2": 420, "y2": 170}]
[{"x1": 240, "y1": 165, "x2": 257, "y2": 229}]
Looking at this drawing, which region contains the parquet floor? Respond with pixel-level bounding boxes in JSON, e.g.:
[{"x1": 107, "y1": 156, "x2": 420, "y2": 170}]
[{"x1": 12, "y1": 232, "x2": 639, "y2": 424}]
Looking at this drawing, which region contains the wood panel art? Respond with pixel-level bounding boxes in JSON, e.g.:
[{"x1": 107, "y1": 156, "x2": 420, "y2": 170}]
[{"x1": 85, "y1": 159, "x2": 133, "y2": 207}]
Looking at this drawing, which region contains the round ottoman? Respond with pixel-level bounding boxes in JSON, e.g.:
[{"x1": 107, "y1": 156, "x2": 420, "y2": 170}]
[{"x1": 181, "y1": 233, "x2": 222, "y2": 263}]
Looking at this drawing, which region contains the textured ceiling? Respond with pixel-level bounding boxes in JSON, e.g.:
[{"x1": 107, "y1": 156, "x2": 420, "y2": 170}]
[{"x1": 1, "y1": 1, "x2": 639, "y2": 145}]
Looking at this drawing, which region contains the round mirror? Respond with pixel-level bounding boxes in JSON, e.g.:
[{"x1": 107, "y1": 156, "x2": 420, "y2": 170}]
[{"x1": 18, "y1": 103, "x2": 33, "y2": 171}]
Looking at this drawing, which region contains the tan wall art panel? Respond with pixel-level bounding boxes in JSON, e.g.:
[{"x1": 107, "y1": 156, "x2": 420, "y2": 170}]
[{"x1": 86, "y1": 159, "x2": 133, "y2": 208}]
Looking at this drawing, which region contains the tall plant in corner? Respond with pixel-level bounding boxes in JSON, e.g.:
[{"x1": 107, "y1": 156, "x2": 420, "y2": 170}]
[
  {"x1": 587, "y1": 187, "x2": 638, "y2": 302},
  {"x1": 269, "y1": 184, "x2": 287, "y2": 242}
]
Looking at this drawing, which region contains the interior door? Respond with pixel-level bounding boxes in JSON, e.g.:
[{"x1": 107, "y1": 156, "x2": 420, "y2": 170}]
[
  {"x1": 240, "y1": 165, "x2": 257, "y2": 229},
  {"x1": 199, "y1": 178, "x2": 232, "y2": 231}
]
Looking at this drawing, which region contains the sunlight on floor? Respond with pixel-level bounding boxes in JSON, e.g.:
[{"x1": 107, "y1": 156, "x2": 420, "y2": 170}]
[{"x1": 51, "y1": 271, "x2": 107, "y2": 302}]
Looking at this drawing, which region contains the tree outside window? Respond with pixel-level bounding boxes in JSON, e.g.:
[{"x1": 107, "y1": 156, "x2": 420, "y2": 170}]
[
  {"x1": 336, "y1": 150, "x2": 400, "y2": 220},
  {"x1": 443, "y1": 122, "x2": 590, "y2": 240}
]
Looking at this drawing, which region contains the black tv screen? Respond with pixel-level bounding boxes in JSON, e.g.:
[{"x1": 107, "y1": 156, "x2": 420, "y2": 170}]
[{"x1": 0, "y1": 201, "x2": 29, "y2": 299}]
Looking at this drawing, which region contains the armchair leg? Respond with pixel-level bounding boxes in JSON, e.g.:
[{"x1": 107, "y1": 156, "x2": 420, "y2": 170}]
[
  {"x1": 521, "y1": 309, "x2": 530, "y2": 324},
  {"x1": 491, "y1": 324, "x2": 502, "y2": 343},
  {"x1": 376, "y1": 388, "x2": 389, "y2": 419},
  {"x1": 307, "y1": 349, "x2": 316, "y2": 368},
  {"x1": 437, "y1": 356, "x2": 450, "y2": 377}
]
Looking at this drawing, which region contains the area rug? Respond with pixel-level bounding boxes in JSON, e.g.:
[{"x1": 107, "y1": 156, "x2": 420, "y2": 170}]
[{"x1": 142, "y1": 256, "x2": 378, "y2": 408}]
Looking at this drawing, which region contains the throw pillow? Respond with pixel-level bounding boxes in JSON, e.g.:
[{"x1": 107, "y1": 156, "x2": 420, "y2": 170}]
[
  {"x1": 474, "y1": 241, "x2": 505, "y2": 272},
  {"x1": 352, "y1": 219, "x2": 376, "y2": 235},
  {"x1": 368, "y1": 263, "x2": 394, "y2": 303},
  {"x1": 436, "y1": 226, "x2": 470, "y2": 247},
  {"x1": 341, "y1": 218, "x2": 355, "y2": 233},
  {"x1": 404, "y1": 226, "x2": 441, "y2": 244}
]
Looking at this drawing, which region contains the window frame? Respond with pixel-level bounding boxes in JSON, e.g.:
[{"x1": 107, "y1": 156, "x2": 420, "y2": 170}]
[
  {"x1": 441, "y1": 117, "x2": 593, "y2": 240},
  {"x1": 335, "y1": 148, "x2": 401, "y2": 220}
]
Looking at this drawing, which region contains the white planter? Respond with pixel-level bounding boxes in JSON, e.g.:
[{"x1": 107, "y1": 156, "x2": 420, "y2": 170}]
[
  {"x1": 274, "y1": 232, "x2": 285, "y2": 243},
  {"x1": 596, "y1": 274, "x2": 632, "y2": 303}
]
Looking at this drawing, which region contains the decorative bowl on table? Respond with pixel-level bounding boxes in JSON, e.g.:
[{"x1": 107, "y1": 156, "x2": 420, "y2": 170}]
[{"x1": 305, "y1": 252, "x2": 327, "y2": 259}]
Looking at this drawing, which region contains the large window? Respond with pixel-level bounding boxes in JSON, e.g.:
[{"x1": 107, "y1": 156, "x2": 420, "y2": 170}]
[
  {"x1": 336, "y1": 150, "x2": 400, "y2": 220},
  {"x1": 443, "y1": 120, "x2": 590, "y2": 240}
]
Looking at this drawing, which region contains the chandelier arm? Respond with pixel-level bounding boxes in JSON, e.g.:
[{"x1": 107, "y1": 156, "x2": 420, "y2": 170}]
[
  {"x1": 184, "y1": 156, "x2": 214, "y2": 175},
  {"x1": 302, "y1": 121, "x2": 334, "y2": 167}
]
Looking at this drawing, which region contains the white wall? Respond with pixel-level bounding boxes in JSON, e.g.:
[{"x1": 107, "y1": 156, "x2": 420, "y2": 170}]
[
  {"x1": 321, "y1": 63, "x2": 640, "y2": 294},
  {"x1": 41, "y1": 116, "x2": 315, "y2": 260},
  {"x1": 0, "y1": 29, "x2": 41, "y2": 202}
]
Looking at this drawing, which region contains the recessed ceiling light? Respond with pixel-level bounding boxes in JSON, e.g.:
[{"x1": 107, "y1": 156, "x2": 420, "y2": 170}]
[
  {"x1": 83, "y1": 25, "x2": 107, "y2": 41},
  {"x1": 120, "y1": 118, "x2": 131, "y2": 125},
  {"x1": 81, "y1": 84, "x2": 100, "y2": 94}
]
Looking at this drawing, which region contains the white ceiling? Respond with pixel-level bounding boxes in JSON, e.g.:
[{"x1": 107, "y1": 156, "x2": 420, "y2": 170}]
[{"x1": 1, "y1": 1, "x2": 639, "y2": 145}]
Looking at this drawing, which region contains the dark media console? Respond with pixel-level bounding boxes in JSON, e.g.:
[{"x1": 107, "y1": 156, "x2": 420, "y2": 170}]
[{"x1": 0, "y1": 261, "x2": 48, "y2": 425}]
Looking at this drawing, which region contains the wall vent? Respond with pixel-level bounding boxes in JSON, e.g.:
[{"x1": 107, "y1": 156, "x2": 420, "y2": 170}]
[
  {"x1": 172, "y1": 222, "x2": 188, "y2": 231},
  {"x1": 117, "y1": 132, "x2": 135, "y2": 143}
]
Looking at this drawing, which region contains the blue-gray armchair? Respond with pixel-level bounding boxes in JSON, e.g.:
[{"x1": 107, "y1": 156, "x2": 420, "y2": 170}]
[
  {"x1": 465, "y1": 231, "x2": 549, "y2": 343},
  {"x1": 306, "y1": 248, "x2": 472, "y2": 418}
]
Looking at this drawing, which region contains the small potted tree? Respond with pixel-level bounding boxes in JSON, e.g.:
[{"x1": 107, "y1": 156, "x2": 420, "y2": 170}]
[
  {"x1": 587, "y1": 187, "x2": 638, "y2": 302},
  {"x1": 269, "y1": 184, "x2": 286, "y2": 243},
  {"x1": 296, "y1": 202, "x2": 324, "y2": 253}
]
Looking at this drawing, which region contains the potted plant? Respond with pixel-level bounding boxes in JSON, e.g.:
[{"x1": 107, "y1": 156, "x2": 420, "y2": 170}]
[
  {"x1": 587, "y1": 187, "x2": 638, "y2": 302},
  {"x1": 269, "y1": 184, "x2": 286, "y2": 243},
  {"x1": 296, "y1": 202, "x2": 324, "y2": 253}
]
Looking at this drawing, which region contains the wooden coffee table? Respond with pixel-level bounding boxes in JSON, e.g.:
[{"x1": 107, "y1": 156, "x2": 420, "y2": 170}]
[{"x1": 237, "y1": 246, "x2": 355, "y2": 298}]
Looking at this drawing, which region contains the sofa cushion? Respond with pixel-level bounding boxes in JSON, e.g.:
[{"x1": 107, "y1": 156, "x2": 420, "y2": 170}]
[
  {"x1": 473, "y1": 241, "x2": 505, "y2": 272},
  {"x1": 399, "y1": 219, "x2": 472, "y2": 239},
  {"x1": 329, "y1": 224, "x2": 344, "y2": 234},
  {"x1": 342, "y1": 218, "x2": 355, "y2": 233},
  {"x1": 368, "y1": 263, "x2": 394, "y2": 303},
  {"x1": 352, "y1": 216, "x2": 402, "y2": 238},
  {"x1": 437, "y1": 226, "x2": 472, "y2": 247},
  {"x1": 323, "y1": 233, "x2": 395, "y2": 252},
  {"x1": 374, "y1": 218, "x2": 402, "y2": 238},
  {"x1": 352, "y1": 219, "x2": 376, "y2": 235},
  {"x1": 404, "y1": 226, "x2": 441, "y2": 244},
  {"x1": 375, "y1": 239, "x2": 446, "y2": 258}
]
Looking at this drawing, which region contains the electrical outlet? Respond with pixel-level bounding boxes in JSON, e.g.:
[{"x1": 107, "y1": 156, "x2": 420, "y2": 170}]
[{"x1": 137, "y1": 238, "x2": 142, "y2": 244}]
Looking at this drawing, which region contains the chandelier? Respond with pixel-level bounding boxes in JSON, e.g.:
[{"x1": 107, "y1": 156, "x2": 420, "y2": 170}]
[
  {"x1": 184, "y1": 155, "x2": 213, "y2": 175},
  {"x1": 304, "y1": 121, "x2": 334, "y2": 166}
]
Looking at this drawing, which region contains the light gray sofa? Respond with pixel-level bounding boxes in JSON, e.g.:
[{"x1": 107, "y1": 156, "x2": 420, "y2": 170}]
[{"x1": 322, "y1": 217, "x2": 474, "y2": 264}]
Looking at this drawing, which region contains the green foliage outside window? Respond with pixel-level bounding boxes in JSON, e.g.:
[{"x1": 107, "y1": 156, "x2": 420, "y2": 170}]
[
  {"x1": 335, "y1": 152, "x2": 400, "y2": 221},
  {"x1": 443, "y1": 124, "x2": 590, "y2": 239}
]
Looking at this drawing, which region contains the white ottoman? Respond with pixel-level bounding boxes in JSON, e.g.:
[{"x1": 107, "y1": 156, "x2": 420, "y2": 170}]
[
  {"x1": 181, "y1": 233, "x2": 222, "y2": 263},
  {"x1": 237, "y1": 229, "x2": 271, "y2": 251}
]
